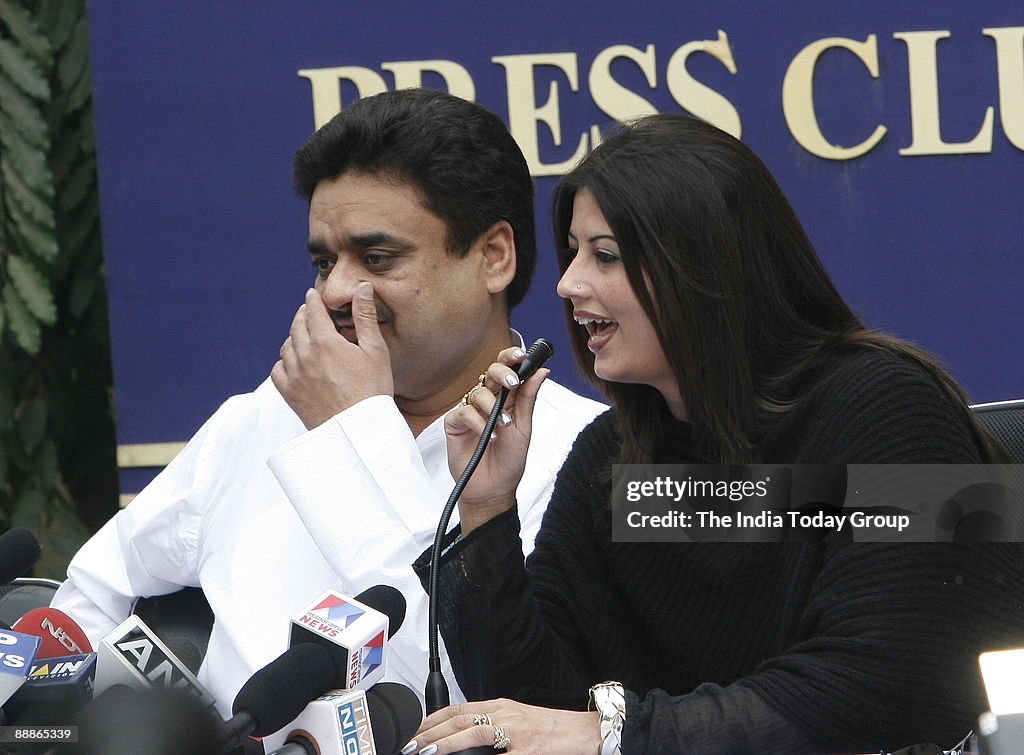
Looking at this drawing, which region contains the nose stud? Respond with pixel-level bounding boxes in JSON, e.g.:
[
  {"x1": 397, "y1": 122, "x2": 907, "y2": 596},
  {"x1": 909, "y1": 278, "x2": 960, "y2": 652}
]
[{"x1": 576, "y1": 284, "x2": 582, "y2": 290}]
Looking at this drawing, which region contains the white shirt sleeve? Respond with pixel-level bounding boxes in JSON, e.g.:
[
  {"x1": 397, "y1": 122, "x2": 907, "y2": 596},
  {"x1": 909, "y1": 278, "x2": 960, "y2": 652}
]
[
  {"x1": 50, "y1": 405, "x2": 219, "y2": 646},
  {"x1": 268, "y1": 395, "x2": 460, "y2": 701},
  {"x1": 267, "y1": 386, "x2": 605, "y2": 704}
]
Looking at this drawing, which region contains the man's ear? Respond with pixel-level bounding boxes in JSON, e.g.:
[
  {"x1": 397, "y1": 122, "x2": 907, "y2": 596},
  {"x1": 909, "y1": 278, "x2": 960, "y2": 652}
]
[{"x1": 477, "y1": 220, "x2": 516, "y2": 296}]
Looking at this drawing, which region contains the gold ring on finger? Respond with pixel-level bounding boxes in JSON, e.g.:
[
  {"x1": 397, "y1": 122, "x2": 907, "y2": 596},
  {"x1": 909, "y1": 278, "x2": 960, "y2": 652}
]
[
  {"x1": 461, "y1": 373, "x2": 488, "y2": 407},
  {"x1": 492, "y1": 724, "x2": 511, "y2": 752}
]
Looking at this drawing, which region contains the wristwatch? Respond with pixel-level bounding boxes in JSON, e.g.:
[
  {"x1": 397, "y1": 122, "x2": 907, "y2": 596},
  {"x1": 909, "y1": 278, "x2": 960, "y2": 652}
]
[{"x1": 589, "y1": 681, "x2": 625, "y2": 755}]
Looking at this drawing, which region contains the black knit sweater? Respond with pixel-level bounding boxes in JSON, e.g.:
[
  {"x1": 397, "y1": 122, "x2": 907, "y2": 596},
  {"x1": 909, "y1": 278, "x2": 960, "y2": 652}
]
[{"x1": 418, "y1": 347, "x2": 1024, "y2": 753}]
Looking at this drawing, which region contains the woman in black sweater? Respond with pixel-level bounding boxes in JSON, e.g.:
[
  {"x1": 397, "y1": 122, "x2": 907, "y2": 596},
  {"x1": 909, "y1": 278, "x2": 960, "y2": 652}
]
[{"x1": 409, "y1": 115, "x2": 1021, "y2": 755}]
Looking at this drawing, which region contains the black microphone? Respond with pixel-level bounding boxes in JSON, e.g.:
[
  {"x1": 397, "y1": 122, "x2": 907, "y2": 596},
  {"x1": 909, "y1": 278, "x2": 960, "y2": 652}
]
[
  {"x1": 354, "y1": 585, "x2": 407, "y2": 641},
  {"x1": 0, "y1": 528, "x2": 42, "y2": 585},
  {"x1": 220, "y1": 643, "x2": 337, "y2": 752},
  {"x1": 424, "y1": 338, "x2": 554, "y2": 714},
  {"x1": 93, "y1": 614, "x2": 216, "y2": 708},
  {"x1": 289, "y1": 584, "x2": 406, "y2": 690},
  {"x1": 365, "y1": 682, "x2": 422, "y2": 755},
  {"x1": 71, "y1": 683, "x2": 222, "y2": 755},
  {"x1": 512, "y1": 337, "x2": 554, "y2": 381}
]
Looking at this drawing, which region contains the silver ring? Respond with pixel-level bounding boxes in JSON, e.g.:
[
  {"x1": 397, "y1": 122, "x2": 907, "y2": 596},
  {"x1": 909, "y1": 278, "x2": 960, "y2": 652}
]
[
  {"x1": 492, "y1": 723, "x2": 511, "y2": 751},
  {"x1": 473, "y1": 713, "x2": 492, "y2": 726}
]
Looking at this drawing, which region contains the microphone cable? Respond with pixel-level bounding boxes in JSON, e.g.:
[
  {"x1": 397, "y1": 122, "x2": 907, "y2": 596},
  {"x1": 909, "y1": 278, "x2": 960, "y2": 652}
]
[{"x1": 424, "y1": 338, "x2": 553, "y2": 714}]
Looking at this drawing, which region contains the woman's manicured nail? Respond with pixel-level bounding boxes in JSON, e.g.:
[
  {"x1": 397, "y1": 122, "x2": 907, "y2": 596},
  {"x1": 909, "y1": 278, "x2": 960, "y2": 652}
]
[
  {"x1": 400, "y1": 741, "x2": 417, "y2": 755},
  {"x1": 419, "y1": 746, "x2": 438, "y2": 755},
  {"x1": 499, "y1": 412, "x2": 512, "y2": 426},
  {"x1": 504, "y1": 374, "x2": 520, "y2": 388}
]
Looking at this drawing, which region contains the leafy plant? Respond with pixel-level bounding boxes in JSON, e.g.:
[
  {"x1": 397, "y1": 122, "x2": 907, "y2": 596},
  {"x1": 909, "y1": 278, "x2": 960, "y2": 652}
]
[{"x1": 0, "y1": 0, "x2": 117, "y2": 578}]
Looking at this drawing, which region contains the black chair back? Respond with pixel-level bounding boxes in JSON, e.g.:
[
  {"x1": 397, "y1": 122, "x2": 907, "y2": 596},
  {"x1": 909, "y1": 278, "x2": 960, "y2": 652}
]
[
  {"x1": 0, "y1": 577, "x2": 61, "y2": 628},
  {"x1": 972, "y1": 399, "x2": 1024, "y2": 463}
]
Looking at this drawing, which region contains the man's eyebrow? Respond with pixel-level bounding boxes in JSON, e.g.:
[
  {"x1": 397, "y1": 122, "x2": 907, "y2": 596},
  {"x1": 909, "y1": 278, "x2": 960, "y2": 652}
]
[
  {"x1": 307, "y1": 232, "x2": 415, "y2": 256},
  {"x1": 346, "y1": 231, "x2": 414, "y2": 251},
  {"x1": 307, "y1": 238, "x2": 333, "y2": 256}
]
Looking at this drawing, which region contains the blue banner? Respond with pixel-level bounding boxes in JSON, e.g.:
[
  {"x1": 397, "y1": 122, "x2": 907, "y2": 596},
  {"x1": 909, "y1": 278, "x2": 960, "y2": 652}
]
[{"x1": 84, "y1": 2, "x2": 1024, "y2": 494}]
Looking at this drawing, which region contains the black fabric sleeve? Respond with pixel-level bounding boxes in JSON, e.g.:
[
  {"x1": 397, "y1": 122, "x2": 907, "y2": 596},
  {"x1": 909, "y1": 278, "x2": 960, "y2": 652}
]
[
  {"x1": 414, "y1": 411, "x2": 619, "y2": 708},
  {"x1": 415, "y1": 506, "x2": 596, "y2": 707}
]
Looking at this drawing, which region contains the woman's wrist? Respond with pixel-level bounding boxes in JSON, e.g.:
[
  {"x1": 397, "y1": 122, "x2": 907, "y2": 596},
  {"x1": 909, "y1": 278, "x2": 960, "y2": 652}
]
[{"x1": 458, "y1": 493, "x2": 517, "y2": 535}]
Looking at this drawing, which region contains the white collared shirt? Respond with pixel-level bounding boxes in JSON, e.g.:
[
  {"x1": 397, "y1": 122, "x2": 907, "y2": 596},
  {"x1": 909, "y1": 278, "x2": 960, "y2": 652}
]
[{"x1": 53, "y1": 366, "x2": 606, "y2": 717}]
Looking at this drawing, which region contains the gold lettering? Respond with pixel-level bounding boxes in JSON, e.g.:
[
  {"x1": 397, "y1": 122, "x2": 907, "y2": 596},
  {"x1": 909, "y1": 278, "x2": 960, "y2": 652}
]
[
  {"x1": 298, "y1": 66, "x2": 388, "y2": 128},
  {"x1": 782, "y1": 35, "x2": 886, "y2": 159},
  {"x1": 589, "y1": 44, "x2": 659, "y2": 145},
  {"x1": 666, "y1": 30, "x2": 742, "y2": 138},
  {"x1": 380, "y1": 60, "x2": 476, "y2": 102},
  {"x1": 894, "y1": 30, "x2": 994, "y2": 155},
  {"x1": 983, "y1": 26, "x2": 1024, "y2": 150},
  {"x1": 492, "y1": 52, "x2": 589, "y2": 177}
]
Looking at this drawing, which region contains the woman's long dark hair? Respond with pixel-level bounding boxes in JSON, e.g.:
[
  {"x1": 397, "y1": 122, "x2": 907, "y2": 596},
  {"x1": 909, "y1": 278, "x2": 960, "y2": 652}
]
[{"x1": 554, "y1": 115, "x2": 1005, "y2": 464}]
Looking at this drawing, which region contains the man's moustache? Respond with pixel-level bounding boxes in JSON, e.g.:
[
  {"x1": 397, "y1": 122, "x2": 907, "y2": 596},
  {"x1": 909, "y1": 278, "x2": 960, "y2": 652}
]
[{"x1": 329, "y1": 305, "x2": 392, "y2": 330}]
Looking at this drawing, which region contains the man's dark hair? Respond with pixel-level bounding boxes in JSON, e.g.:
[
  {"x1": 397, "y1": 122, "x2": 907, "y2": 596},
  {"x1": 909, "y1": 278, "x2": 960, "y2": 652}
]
[{"x1": 293, "y1": 88, "x2": 536, "y2": 309}]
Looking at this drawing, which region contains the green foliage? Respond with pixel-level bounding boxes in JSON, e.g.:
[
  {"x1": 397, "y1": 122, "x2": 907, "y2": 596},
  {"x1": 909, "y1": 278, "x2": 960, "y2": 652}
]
[{"x1": 0, "y1": 0, "x2": 118, "y2": 578}]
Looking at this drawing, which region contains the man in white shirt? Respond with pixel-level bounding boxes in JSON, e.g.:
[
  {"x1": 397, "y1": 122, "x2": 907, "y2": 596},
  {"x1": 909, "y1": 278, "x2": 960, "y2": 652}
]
[{"x1": 51, "y1": 89, "x2": 606, "y2": 716}]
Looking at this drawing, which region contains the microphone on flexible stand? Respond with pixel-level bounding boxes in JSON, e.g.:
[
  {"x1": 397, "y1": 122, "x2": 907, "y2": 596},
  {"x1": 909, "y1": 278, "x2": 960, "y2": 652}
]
[{"x1": 424, "y1": 338, "x2": 554, "y2": 715}]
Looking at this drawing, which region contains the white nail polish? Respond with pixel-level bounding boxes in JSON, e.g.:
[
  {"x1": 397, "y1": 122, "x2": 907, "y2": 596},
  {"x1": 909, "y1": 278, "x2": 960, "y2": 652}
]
[
  {"x1": 512, "y1": 348, "x2": 525, "y2": 359},
  {"x1": 489, "y1": 432, "x2": 498, "y2": 443},
  {"x1": 499, "y1": 412, "x2": 512, "y2": 427},
  {"x1": 419, "y1": 746, "x2": 438, "y2": 755},
  {"x1": 400, "y1": 740, "x2": 417, "y2": 755},
  {"x1": 504, "y1": 374, "x2": 520, "y2": 388}
]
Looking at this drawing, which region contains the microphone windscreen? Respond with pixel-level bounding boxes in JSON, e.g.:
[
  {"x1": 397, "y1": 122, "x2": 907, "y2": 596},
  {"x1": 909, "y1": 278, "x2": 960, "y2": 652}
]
[
  {"x1": 232, "y1": 643, "x2": 337, "y2": 736},
  {"x1": 354, "y1": 585, "x2": 406, "y2": 638},
  {"x1": 73, "y1": 684, "x2": 221, "y2": 755},
  {"x1": 0, "y1": 528, "x2": 42, "y2": 585},
  {"x1": 13, "y1": 607, "x2": 93, "y2": 657},
  {"x1": 366, "y1": 682, "x2": 423, "y2": 755}
]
